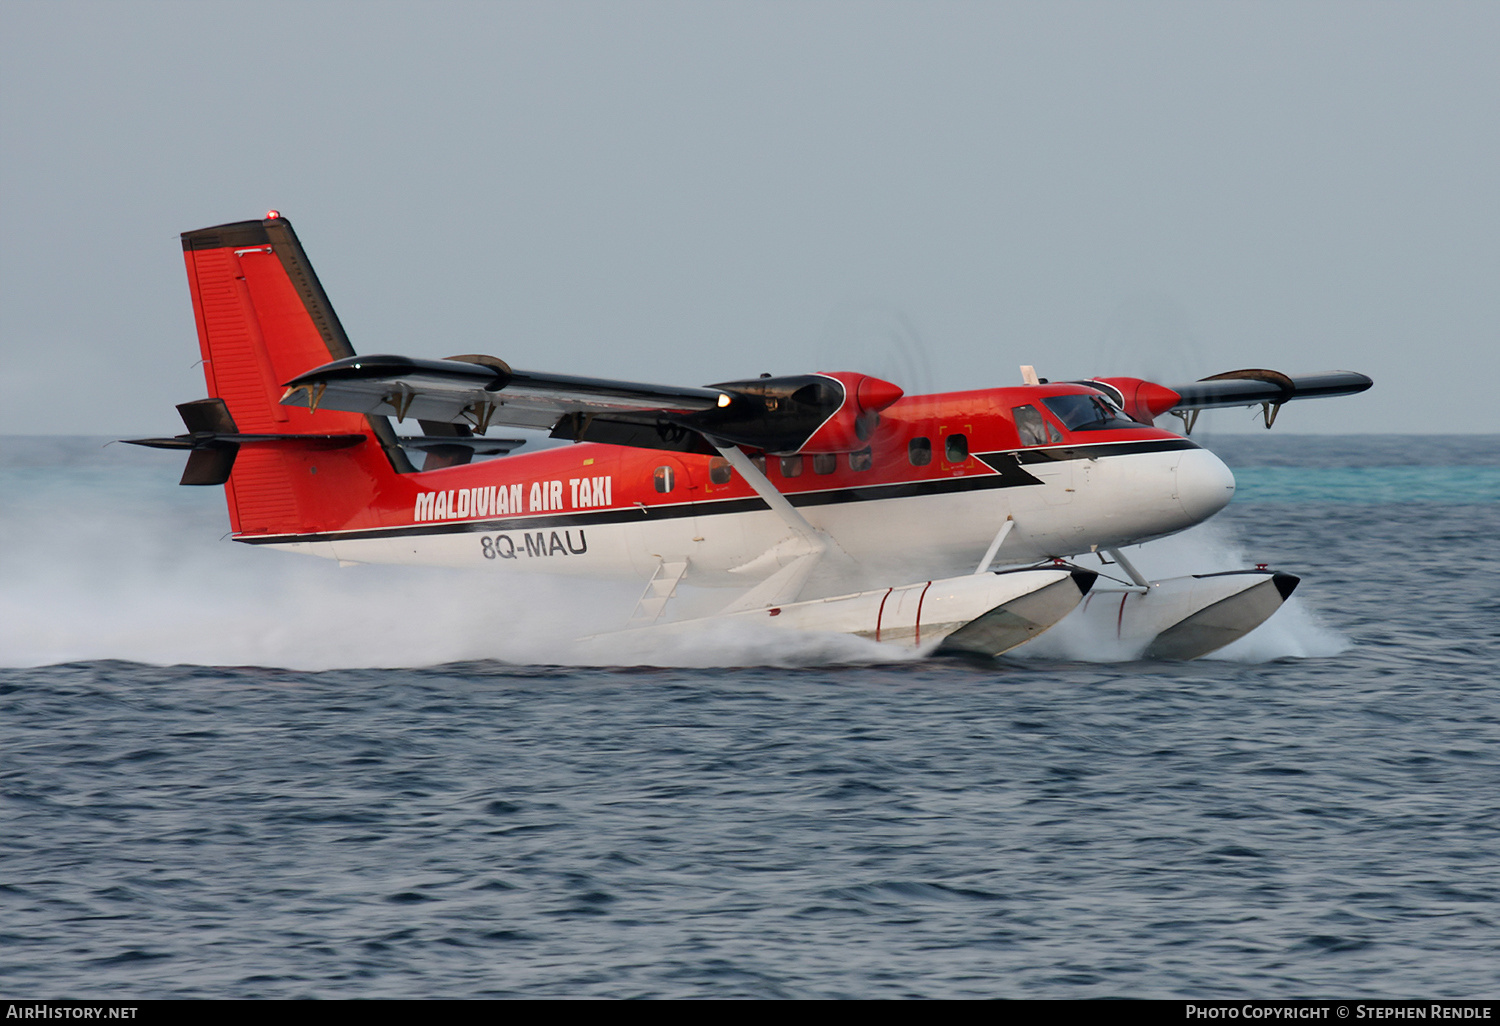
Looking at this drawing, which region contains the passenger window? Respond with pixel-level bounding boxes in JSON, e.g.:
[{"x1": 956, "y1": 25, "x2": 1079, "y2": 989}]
[
  {"x1": 813, "y1": 453, "x2": 837, "y2": 475},
  {"x1": 908, "y1": 437, "x2": 932, "y2": 466},
  {"x1": 751, "y1": 455, "x2": 766, "y2": 475},
  {"x1": 850, "y1": 448, "x2": 873, "y2": 472},
  {"x1": 653, "y1": 466, "x2": 675, "y2": 493},
  {"x1": 780, "y1": 455, "x2": 803, "y2": 478},
  {"x1": 945, "y1": 433, "x2": 968, "y2": 463},
  {"x1": 709, "y1": 457, "x2": 732, "y2": 485}
]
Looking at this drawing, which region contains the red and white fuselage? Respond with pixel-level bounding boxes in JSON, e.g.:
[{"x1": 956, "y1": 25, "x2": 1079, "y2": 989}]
[{"x1": 249, "y1": 385, "x2": 1236, "y2": 598}]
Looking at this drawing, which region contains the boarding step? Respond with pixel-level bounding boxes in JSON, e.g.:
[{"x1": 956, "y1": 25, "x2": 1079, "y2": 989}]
[{"x1": 627, "y1": 560, "x2": 688, "y2": 627}]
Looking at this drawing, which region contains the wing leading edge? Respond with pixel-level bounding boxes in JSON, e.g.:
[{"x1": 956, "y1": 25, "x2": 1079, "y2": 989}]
[
  {"x1": 281, "y1": 357, "x2": 897, "y2": 456},
  {"x1": 281, "y1": 354, "x2": 739, "y2": 455},
  {"x1": 282, "y1": 353, "x2": 725, "y2": 432},
  {"x1": 1167, "y1": 369, "x2": 1374, "y2": 411},
  {"x1": 1091, "y1": 368, "x2": 1373, "y2": 431}
]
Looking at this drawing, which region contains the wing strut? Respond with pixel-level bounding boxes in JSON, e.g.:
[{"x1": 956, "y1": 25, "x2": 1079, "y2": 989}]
[
  {"x1": 709, "y1": 441, "x2": 824, "y2": 549},
  {"x1": 709, "y1": 441, "x2": 842, "y2": 613}
]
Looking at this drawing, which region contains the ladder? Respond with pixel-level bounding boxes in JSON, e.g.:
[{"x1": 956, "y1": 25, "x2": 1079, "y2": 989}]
[{"x1": 627, "y1": 560, "x2": 688, "y2": 628}]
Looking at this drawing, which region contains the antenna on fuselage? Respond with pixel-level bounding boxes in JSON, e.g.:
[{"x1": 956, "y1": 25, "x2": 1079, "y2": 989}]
[{"x1": 1020, "y1": 365, "x2": 1041, "y2": 386}]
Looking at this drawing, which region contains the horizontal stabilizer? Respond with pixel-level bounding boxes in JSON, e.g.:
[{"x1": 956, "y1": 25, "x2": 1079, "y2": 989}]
[
  {"x1": 123, "y1": 398, "x2": 365, "y2": 485},
  {"x1": 124, "y1": 432, "x2": 367, "y2": 451}
]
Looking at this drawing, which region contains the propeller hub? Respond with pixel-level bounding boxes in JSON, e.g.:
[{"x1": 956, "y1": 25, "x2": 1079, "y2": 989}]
[{"x1": 855, "y1": 375, "x2": 904, "y2": 413}]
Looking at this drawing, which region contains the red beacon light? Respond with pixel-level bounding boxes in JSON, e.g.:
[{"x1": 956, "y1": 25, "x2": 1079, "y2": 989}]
[{"x1": 265, "y1": 209, "x2": 281, "y2": 220}]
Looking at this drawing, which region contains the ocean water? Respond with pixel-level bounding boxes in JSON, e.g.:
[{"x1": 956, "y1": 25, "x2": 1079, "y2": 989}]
[{"x1": 1, "y1": 434, "x2": 1497, "y2": 998}]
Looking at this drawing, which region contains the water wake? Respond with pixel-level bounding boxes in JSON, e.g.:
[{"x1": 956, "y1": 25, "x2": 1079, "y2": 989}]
[
  {"x1": 1010, "y1": 521, "x2": 1349, "y2": 663},
  {"x1": 0, "y1": 463, "x2": 916, "y2": 669},
  {"x1": 1, "y1": 450, "x2": 1343, "y2": 670}
]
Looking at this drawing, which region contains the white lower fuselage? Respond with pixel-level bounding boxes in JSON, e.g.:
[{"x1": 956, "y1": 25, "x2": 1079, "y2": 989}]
[{"x1": 257, "y1": 440, "x2": 1237, "y2": 601}]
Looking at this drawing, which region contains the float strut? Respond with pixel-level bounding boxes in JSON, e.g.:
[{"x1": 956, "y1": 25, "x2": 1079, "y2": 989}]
[
  {"x1": 1105, "y1": 547, "x2": 1152, "y2": 592},
  {"x1": 975, "y1": 516, "x2": 1015, "y2": 574}
]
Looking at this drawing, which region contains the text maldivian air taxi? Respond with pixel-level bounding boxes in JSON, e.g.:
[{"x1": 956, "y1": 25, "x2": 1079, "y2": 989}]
[{"x1": 127, "y1": 213, "x2": 1372, "y2": 660}]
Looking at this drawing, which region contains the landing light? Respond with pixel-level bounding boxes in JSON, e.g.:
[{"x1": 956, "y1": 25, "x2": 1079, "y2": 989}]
[{"x1": 717, "y1": 394, "x2": 732, "y2": 407}]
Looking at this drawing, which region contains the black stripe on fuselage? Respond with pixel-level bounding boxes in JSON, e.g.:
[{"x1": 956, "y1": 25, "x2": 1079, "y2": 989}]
[
  {"x1": 236, "y1": 435, "x2": 1199, "y2": 545},
  {"x1": 1010, "y1": 437, "x2": 1200, "y2": 463}
]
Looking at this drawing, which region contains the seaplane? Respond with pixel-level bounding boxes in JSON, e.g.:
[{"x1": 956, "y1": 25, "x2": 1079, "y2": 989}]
[{"x1": 127, "y1": 213, "x2": 1372, "y2": 661}]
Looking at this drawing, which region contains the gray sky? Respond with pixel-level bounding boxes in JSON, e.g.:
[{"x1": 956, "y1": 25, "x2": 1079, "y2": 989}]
[{"x1": 3, "y1": 0, "x2": 1496, "y2": 435}]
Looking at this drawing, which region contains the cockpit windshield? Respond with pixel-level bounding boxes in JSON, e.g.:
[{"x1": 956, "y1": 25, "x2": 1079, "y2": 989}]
[{"x1": 1041, "y1": 393, "x2": 1148, "y2": 431}]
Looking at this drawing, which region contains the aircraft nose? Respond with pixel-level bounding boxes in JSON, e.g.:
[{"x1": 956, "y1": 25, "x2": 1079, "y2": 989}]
[{"x1": 1175, "y1": 447, "x2": 1236, "y2": 523}]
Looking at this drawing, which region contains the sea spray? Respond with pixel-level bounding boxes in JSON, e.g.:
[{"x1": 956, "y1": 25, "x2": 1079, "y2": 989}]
[
  {"x1": 2, "y1": 438, "x2": 1346, "y2": 669},
  {"x1": 1008, "y1": 520, "x2": 1349, "y2": 663},
  {"x1": 0, "y1": 448, "x2": 915, "y2": 669}
]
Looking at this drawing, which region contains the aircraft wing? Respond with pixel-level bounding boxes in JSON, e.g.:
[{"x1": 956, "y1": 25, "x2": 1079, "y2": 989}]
[
  {"x1": 282, "y1": 355, "x2": 903, "y2": 455},
  {"x1": 282, "y1": 354, "x2": 728, "y2": 449},
  {"x1": 1085, "y1": 367, "x2": 1373, "y2": 430},
  {"x1": 1165, "y1": 369, "x2": 1373, "y2": 411}
]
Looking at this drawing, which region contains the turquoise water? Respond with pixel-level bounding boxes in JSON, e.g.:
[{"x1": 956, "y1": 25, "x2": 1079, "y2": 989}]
[
  {"x1": 1201, "y1": 434, "x2": 1498, "y2": 504},
  {"x1": 1229, "y1": 465, "x2": 1500, "y2": 503}
]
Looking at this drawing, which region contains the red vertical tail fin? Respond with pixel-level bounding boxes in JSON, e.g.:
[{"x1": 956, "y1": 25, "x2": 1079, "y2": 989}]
[{"x1": 180, "y1": 214, "x2": 413, "y2": 537}]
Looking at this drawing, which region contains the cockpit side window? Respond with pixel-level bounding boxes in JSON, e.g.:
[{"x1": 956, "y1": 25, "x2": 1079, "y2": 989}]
[{"x1": 1012, "y1": 405, "x2": 1059, "y2": 446}]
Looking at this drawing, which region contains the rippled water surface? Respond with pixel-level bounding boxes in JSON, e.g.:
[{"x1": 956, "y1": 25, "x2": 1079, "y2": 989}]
[{"x1": 2, "y1": 435, "x2": 1497, "y2": 998}]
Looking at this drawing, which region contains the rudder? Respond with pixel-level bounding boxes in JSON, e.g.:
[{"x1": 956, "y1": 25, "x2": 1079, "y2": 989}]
[{"x1": 180, "y1": 214, "x2": 414, "y2": 538}]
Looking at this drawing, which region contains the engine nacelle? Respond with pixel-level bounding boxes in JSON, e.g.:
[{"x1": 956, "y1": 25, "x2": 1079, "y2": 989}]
[
  {"x1": 798, "y1": 371, "x2": 905, "y2": 453},
  {"x1": 692, "y1": 371, "x2": 904, "y2": 454},
  {"x1": 1088, "y1": 377, "x2": 1182, "y2": 425}
]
